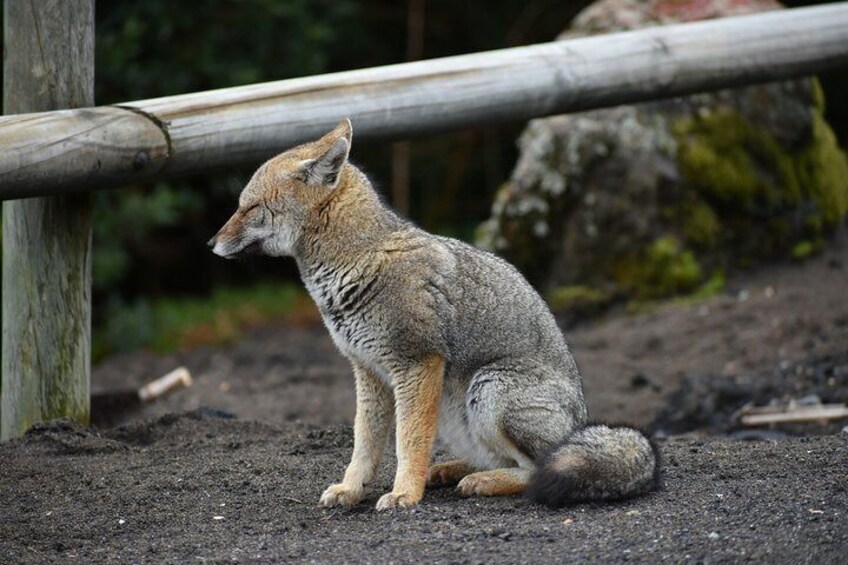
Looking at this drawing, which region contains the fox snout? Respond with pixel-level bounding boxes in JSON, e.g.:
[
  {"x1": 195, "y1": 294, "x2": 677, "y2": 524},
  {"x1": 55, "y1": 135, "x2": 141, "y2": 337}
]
[{"x1": 208, "y1": 213, "x2": 254, "y2": 259}]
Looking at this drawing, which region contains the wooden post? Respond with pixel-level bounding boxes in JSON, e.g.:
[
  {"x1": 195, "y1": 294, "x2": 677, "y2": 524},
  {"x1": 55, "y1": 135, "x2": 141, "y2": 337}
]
[{"x1": 1, "y1": 0, "x2": 94, "y2": 440}]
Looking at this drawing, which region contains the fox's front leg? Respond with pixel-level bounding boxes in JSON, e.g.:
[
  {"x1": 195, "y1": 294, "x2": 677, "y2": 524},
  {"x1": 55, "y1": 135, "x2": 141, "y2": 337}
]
[
  {"x1": 320, "y1": 363, "x2": 393, "y2": 507},
  {"x1": 376, "y1": 354, "x2": 444, "y2": 511}
]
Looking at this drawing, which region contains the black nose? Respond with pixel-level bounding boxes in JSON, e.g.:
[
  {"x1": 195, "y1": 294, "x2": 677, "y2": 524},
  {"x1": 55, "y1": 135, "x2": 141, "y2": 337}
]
[{"x1": 207, "y1": 236, "x2": 217, "y2": 248}]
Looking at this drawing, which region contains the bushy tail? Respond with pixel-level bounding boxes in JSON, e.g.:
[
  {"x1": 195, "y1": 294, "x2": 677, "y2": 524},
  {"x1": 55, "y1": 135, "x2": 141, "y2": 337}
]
[{"x1": 527, "y1": 424, "x2": 660, "y2": 508}]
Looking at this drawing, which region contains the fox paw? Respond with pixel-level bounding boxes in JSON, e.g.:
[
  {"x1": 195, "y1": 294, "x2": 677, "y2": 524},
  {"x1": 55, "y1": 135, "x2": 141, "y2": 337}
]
[
  {"x1": 375, "y1": 491, "x2": 421, "y2": 511},
  {"x1": 319, "y1": 483, "x2": 364, "y2": 508},
  {"x1": 457, "y1": 474, "x2": 498, "y2": 497}
]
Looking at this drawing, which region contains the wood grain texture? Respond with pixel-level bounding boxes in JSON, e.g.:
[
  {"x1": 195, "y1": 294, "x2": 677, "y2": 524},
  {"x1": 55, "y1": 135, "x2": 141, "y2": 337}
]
[
  {"x1": 0, "y1": 108, "x2": 169, "y2": 198},
  {"x1": 1, "y1": 0, "x2": 94, "y2": 440},
  {"x1": 0, "y1": 3, "x2": 846, "y2": 199}
]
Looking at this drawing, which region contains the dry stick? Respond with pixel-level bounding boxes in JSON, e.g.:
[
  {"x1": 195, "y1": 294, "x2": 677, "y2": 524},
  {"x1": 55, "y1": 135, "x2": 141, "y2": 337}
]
[
  {"x1": 137, "y1": 367, "x2": 194, "y2": 402},
  {"x1": 740, "y1": 405, "x2": 848, "y2": 426}
]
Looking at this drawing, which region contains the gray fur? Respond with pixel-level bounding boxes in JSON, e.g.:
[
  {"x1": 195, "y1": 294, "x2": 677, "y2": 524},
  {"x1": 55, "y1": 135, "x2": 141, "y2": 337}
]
[{"x1": 528, "y1": 425, "x2": 659, "y2": 507}]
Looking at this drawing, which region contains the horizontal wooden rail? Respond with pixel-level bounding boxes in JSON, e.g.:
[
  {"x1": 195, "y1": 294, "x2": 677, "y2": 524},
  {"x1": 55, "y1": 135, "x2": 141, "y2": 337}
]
[{"x1": 1, "y1": 3, "x2": 848, "y2": 200}]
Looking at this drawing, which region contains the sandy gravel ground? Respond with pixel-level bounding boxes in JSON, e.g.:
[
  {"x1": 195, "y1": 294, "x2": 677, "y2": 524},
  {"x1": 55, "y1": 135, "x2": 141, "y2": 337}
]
[{"x1": 1, "y1": 236, "x2": 847, "y2": 563}]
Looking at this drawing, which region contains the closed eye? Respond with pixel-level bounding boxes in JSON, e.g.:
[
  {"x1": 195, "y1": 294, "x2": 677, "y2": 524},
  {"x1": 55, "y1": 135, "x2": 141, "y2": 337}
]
[{"x1": 261, "y1": 201, "x2": 277, "y2": 217}]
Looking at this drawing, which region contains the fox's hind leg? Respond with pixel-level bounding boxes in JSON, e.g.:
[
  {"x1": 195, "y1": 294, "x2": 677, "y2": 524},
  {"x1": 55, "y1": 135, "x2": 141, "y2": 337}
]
[
  {"x1": 458, "y1": 366, "x2": 587, "y2": 498},
  {"x1": 427, "y1": 459, "x2": 475, "y2": 487},
  {"x1": 456, "y1": 468, "x2": 532, "y2": 497}
]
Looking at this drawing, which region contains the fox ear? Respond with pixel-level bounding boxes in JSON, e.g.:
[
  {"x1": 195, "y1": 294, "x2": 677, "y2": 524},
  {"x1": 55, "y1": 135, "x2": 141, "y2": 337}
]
[
  {"x1": 300, "y1": 137, "x2": 350, "y2": 188},
  {"x1": 300, "y1": 118, "x2": 353, "y2": 188},
  {"x1": 328, "y1": 117, "x2": 352, "y2": 144}
]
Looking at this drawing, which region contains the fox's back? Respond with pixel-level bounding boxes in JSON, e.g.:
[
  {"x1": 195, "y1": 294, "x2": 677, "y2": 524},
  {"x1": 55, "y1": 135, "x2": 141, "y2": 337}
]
[
  {"x1": 363, "y1": 229, "x2": 580, "y2": 388},
  {"x1": 429, "y1": 235, "x2": 578, "y2": 381}
]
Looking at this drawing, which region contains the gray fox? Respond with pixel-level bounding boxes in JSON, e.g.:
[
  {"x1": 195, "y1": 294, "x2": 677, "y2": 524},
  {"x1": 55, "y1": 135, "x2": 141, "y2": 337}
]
[{"x1": 209, "y1": 119, "x2": 659, "y2": 511}]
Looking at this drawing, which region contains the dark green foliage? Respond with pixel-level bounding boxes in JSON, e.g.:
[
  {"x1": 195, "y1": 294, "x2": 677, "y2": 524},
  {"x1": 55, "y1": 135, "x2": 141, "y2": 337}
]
[
  {"x1": 90, "y1": 0, "x2": 364, "y2": 345},
  {"x1": 82, "y1": 0, "x2": 586, "y2": 357},
  {"x1": 95, "y1": 0, "x2": 362, "y2": 102}
]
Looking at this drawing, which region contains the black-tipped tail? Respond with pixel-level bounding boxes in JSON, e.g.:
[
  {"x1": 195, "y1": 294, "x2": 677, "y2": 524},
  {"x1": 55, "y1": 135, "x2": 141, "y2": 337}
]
[{"x1": 527, "y1": 424, "x2": 660, "y2": 508}]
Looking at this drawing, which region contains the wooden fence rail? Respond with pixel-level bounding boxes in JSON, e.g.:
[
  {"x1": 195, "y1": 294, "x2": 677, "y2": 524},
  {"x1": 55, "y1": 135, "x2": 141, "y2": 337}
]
[{"x1": 1, "y1": 3, "x2": 848, "y2": 200}]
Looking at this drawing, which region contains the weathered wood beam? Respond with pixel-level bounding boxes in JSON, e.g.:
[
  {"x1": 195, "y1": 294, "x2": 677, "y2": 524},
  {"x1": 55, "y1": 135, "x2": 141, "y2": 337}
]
[
  {"x1": 1, "y1": 0, "x2": 94, "y2": 440},
  {"x1": 1, "y1": 3, "x2": 847, "y2": 199}
]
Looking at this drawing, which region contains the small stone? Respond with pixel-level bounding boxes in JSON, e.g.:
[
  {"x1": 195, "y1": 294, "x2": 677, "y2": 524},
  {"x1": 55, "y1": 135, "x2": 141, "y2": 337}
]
[{"x1": 708, "y1": 532, "x2": 720, "y2": 540}]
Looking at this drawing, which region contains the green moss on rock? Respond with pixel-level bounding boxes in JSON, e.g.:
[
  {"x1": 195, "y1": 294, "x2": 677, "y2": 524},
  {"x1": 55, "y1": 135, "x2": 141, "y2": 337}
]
[
  {"x1": 673, "y1": 107, "x2": 848, "y2": 265},
  {"x1": 811, "y1": 77, "x2": 826, "y2": 114},
  {"x1": 674, "y1": 111, "x2": 801, "y2": 210},
  {"x1": 618, "y1": 236, "x2": 704, "y2": 300},
  {"x1": 680, "y1": 198, "x2": 722, "y2": 249},
  {"x1": 547, "y1": 285, "x2": 613, "y2": 312},
  {"x1": 796, "y1": 112, "x2": 848, "y2": 226}
]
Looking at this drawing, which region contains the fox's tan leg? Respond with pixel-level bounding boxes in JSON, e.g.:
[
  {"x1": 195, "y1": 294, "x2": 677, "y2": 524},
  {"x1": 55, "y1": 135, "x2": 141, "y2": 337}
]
[
  {"x1": 427, "y1": 459, "x2": 475, "y2": 487},
  {"x1": 456, "y1": 468, "x2": 532, "y2": 497},
  {"x1": 376, "y1": 354, "x2": 444, "y2": 511},
  {"x1": 320, "y1": 363, "x2": 393, "y2": 507}
]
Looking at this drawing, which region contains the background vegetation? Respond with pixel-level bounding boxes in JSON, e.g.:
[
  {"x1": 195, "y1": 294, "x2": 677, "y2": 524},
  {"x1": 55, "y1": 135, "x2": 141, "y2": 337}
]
[
  {"x1": 90, "y1": 0, "x2": 592, "y2": 359},
  {"x1": 1, "y1": 0, "x2": 846, "y2": 360}
]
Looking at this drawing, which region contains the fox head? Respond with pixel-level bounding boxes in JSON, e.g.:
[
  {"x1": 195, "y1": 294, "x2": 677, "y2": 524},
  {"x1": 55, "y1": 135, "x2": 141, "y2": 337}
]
[{"x1": 208, "y1": 118, "x2": 353, "y2": 259}]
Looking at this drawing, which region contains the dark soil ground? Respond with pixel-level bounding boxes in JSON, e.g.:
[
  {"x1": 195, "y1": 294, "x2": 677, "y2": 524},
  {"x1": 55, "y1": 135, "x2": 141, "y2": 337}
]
[
  {"x1": 1, "y1": 415, "x2": 845, "y2": 563},
  {"x1": 2, "y1": 236, "x2": 848, "y2": 563}
]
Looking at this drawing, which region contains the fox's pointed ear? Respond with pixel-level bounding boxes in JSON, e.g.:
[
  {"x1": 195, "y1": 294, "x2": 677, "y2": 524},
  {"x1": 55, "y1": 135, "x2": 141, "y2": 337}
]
[
  {"x1": 329, "y1": 117, "x2": 352, "y2": 144},
  {"x1": 300, "y1": 118, "x2": 353, "y2": 188},
  {"x1": 300, "y1": 137, "x2": 350, "y2": 188}
]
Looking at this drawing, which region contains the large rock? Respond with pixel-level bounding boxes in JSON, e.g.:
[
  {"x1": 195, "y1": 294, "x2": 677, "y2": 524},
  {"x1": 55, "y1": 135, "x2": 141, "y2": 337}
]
[{"x1": 477, "y1": 0, "x2": 848, "y2": 304}]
